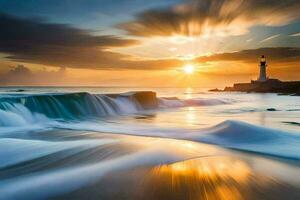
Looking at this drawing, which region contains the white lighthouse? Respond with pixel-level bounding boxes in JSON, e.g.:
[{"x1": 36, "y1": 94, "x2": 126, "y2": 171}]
[{"x1": 257, "y1": 55, "x2": 268, "y2": 82}]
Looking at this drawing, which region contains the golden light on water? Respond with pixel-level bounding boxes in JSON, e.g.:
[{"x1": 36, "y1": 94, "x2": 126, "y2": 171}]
[
  {"x1": 141, "y1": 156, "x2": 279, "y2": 200},
  {"x1": 186, "y1": 107, "x2": 198, "y2": 126},
  {"x1": 156, "y1": 157, "x2": 252, "y2": 184}
]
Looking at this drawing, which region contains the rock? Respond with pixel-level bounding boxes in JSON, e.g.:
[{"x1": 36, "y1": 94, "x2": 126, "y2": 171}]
[
  {"x1": 223, "y1": 79, "x2": 300, "y2": 94},
  {"x1": 8, "y1": 89, "x2": 26, "y2": 92},
  {"x1": 266, "y1": 108, "x2": 277, "y2": 111},
  {"x1": 223, "y1": 87, "x2": 234, "y2": 91},
  {"x1": 209, "y1": 88, "x2": 222, "y2": 92},
  {"x1": 121, "y1": 91, "x2": 158, "y2": 109}
]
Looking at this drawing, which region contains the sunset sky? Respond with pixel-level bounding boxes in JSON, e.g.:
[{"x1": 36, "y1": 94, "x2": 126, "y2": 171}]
[{"x1": 0, "y1": 0, "x2": 300, "y2": 87}]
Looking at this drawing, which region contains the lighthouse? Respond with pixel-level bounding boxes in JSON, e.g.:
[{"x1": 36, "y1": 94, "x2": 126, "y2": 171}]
[
  {"x1": 257, "y1": 55, "x2": 267, "y2": 82},
  {"x1": 221, "y1": 54, "x2": 300, "y2": 93}
]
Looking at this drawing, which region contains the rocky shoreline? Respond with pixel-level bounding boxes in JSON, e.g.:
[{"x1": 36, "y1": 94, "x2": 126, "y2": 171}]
[{"x1": 210, "y1": 79, "x2": 300, "y2": 96}]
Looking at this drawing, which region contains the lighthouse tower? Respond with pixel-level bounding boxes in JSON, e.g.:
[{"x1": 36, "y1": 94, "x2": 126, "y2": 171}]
[{"x1": 257, "y1": 55, "x2": 267, "y2": 82}]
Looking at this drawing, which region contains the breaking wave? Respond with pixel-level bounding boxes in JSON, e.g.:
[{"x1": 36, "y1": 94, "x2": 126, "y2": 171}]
[
  {"x1": 0, "y1": 92, "x2": 234, "y2": 128},
  {"x1": 187, "y1": 120, "x2": 300, "y2": 160},
  {"x1": 0, "y1": 92, "x2": 299, "y2": 160},
  {"x1": 0, "y1": 92, "x2": 141, "y2": 121},
  {"x1": 58, "y1": 120, "x2": 300, "y2": 160}
]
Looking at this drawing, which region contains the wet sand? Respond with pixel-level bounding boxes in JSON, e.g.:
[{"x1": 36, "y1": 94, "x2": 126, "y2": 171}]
[
  {"x1": 1, "y1": 130, "x2": 299, "y2": 199},
  {"x1": 57, "y1": 155, "x2": 300, "y2": 200}
]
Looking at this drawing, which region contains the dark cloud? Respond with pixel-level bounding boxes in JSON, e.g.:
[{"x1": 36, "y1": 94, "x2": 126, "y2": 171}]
[
  {"x1": 0, "y1": 64, "x2": 67, "y2": 85},
  {"x1": 119, "y1": 0, "x2": 300, "y2": 37},
  {"x1": 0, "y1": 13, "x2": 138, "y2": 49},
  {"x1": 0, "y1": 13, "x2": 184, "y2": 70},
  {"x1": 0, "y1": 11, "x2": 299, "y2": 73},
  {"x1": 6, "y1": 64, "x2": 32, "y2": 76},
  {"x1": 196, "y1": 47, "x2": 300, "y2": 63}
]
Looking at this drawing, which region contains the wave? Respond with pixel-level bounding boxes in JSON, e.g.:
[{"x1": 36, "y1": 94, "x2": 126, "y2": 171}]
[
  {"x1": 0, "y1": 141, "x2": 188, "y2": 199},
  {"x1": 187, "y1": 120, "x2": 300, "y2": 160},
  {"x1": 0, "y1": 103, "x2": 50, "y2": 127},
  {"x1": 0, "y1": 92, "x2": 141, "y2": 126},
  {"x1": 0, "y1": 92, "x2": 299, "y2": 160},
  {"x1": 220, "y1": 107, "x2": 282, "y2": 114},
  {"x1": 282, "y1": 121, "x2": 300, "y2": 126},
  {"x1": 159, "y1": 97, "x2": 233, "y2": 108},
  {"x1": 47, "y1": 120, "x2": 300, "y2": 161},
  {"x1": 0, "y1": 138, "x2": 116, "y2": 168},
  {"x1": 0, "y1": 92, "x2": 235, "y2": 128},
  {"x1": 287, "y1": 109, "x2": 300, "y2": 111}
]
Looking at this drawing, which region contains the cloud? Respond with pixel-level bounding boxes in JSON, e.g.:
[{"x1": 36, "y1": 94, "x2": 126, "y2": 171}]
[
  {"x1": 0, "y1": 64, "x2": 67, "y2": 85},
  {"x1": 6, "y1": 65, "x2": 32, "y2": 76},
  {"x1": 0, "y1": 13, "x2": 185, "y2": 70},
  {"x1": 259, "y1": 34, "x2": 281, "y2": 43},
  {"x1": 290, "y1": 32, "x2": 300, "y2": 37},
  {"x1": 196, "y1": 47, "x2": 300, "y2": 63},
  {"x1": 119, "y1": 0, "x2": 300, "y2": 37},
  {"x1": 0, "y1": 13, "x2": 138, "y2": 49}
]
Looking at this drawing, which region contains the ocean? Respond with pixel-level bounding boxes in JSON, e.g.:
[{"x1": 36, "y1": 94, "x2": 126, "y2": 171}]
[{"x1": 0, "y1": 87, "x2": 299, "y2": 199}]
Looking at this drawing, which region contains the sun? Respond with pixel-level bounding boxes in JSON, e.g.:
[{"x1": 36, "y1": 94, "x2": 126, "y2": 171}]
[{"x1": 183, "y1": 64, "x2": 195, "y2": 74}]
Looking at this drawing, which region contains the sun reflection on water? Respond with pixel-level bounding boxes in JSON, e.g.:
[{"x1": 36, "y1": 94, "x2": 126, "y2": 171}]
[
  {"x1": 184, "y1": 87, "x2": 194, "y2": 99},
  {"x1": 185, "y1": 107, "x2": 198, "y2": 126},
  {"x1": 159, "y1": 157, "x2": 251, "y2": 183},
  {"x1": 141, "y1": 156, "x2": 278, "y2": 200}
]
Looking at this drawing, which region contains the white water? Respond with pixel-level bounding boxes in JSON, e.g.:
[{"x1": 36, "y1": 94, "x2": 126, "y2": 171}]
[
  {"x1": 159, "y1": 96, "x2": 234, "y2": 108},
  {"x1": 0, "y1": 138, "x2": 117, "y2": 168},
  {"x1": 0, "y1": 90, "x2": 299, "y2": 160},
  {"x1": 0, "y1": 103, "x2": 49, "y2": 126},
  {"x1": 0, "y1": 87, "x2": 299, "y2": 199},
  {"x1": 0, "y1": 144, "x2": 189, "y2": 199}
]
